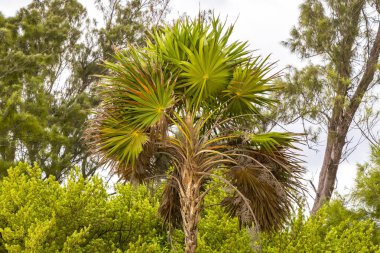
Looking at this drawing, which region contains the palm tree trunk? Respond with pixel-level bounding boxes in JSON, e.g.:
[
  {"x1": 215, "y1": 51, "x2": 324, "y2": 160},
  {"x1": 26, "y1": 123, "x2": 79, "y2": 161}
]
[{"x1": 180, "y1": 171, "x2": 201, "y2": 253}]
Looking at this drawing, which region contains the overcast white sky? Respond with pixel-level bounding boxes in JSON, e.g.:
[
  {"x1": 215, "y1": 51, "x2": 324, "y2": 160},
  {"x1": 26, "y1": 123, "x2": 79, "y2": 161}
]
[{"x1": 1, "y1": 0, "x2": 373, "y2": 207}]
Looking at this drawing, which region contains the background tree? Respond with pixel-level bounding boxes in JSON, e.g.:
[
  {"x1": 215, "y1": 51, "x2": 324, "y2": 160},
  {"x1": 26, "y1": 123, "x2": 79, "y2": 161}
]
[
  {"x1": 86, "y1": 17, "x2": 305, "y2": 252},
  {"x1": 277, "y1": 0, "x2": 380, "y2": 213},
  {"x1": 0, "y1": 0, "x2": 170, "y2": 180},
  {"x1": 0, "y1": 0, "x2": 88, "y2": 179}
]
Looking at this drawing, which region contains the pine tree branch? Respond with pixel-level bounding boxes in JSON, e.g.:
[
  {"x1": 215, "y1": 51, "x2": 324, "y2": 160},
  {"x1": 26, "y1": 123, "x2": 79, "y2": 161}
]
[{"x1": 345, "y1": 22, "x2": 380, "y2": 123}]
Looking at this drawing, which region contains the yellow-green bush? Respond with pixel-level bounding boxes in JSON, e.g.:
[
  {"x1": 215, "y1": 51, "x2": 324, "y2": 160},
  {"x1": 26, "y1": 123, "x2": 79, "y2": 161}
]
[
  {"x1": 0, "y1": 163, "x2": 166, "y2": 252},
  {"x1": 0, "y1": 163, "x2": 378, "y2": 252},
  {"x1": 259, "y1": 201, "x2": 380, "y2": 253}
]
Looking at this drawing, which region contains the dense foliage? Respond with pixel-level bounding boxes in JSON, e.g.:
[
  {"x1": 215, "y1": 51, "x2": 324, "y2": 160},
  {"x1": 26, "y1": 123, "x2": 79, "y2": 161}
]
[
  {"x1": 0, "y1": 163, "x2": 378, "y2": 252},
  {"x1": 353, "y1": 145, "x2": 380, "y2": 219},
  {"x1": 0, "y1": 0, "x2": 170, "y2": 180},
  {"x1": 0, "y1": 163, "x2": 166, "y2": 252},
  {"x1": 260, "y1": 201, "x2": 379, "y2": 252},
  {"x1": 0, "y1": 0, "x2": 90, "y2": 179}
]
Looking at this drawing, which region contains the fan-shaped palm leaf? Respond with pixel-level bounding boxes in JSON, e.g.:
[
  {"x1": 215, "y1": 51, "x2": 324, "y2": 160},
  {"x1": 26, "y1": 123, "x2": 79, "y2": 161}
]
[
  {"x1": 223, "y1": 57, "x2": 278, "y2": 115},
  {"x1": 179, "y1": 36, "x2": 230, "y2": 108},
  {"x1": 100, "y1": 48, "x2": 175, "y2": 129},
  {"x1": 147, "y1": 16, "x2": 250, "y2": 110},
  {"x1": 241, "y1": 131, "x2": 299, "y2": 152},
  {"x1": 86, "y1": 47, "x2": 175, "y2": 179}
]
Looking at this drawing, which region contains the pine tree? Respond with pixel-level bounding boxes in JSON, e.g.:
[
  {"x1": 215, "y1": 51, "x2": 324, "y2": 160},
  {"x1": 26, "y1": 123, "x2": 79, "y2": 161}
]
[{"x1": 277, "y1": 0, "x2": 380, "y2": 213}]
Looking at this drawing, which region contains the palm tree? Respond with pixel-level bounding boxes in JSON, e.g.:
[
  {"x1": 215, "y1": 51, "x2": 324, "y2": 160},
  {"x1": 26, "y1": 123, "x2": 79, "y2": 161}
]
[{"x1": 86, "y1": 17, "x2": 305, "y2": 253}]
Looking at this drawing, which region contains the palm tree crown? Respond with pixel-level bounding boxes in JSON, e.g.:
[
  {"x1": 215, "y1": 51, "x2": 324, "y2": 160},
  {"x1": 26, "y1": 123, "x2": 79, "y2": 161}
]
[{"x1": 86, "y1": 16, "x2": 305, "y2": 252}]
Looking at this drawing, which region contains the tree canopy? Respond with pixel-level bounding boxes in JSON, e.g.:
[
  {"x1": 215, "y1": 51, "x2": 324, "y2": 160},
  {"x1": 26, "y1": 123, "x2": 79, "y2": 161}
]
[{"x1": 0, "y1": 0, "x2": 170, "y2": 180}]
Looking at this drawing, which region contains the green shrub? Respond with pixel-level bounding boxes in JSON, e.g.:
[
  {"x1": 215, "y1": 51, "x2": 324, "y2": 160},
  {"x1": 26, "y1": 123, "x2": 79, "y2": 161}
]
[
  {"x1": 0, "y1": 163, "x2": 167, "y2": 252},
  {"x1": 259, "y1": 200, "x2": 380, "y2": 253},
  {"x1": 0, "y1": 163, "x2": 378, "y2": 252}
]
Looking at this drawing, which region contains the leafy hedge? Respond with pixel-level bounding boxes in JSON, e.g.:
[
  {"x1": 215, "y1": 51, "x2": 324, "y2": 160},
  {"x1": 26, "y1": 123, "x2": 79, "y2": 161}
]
[
  {"x1": 0, "y1": 163, "x2": 378, "y2": 252},
  {"x1": 259, "y1": 201, "x2": 379, "y2": 252},
  {"x1": 0, "y1": 163, "x2": 166, "y2": 252}
]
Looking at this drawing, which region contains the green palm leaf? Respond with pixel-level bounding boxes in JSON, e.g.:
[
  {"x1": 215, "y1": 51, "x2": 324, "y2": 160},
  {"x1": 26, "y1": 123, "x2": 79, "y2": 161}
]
[
  {"x1": 224, "y1": 57, "x2": 278, "y2": 115},
  {"x1": 179, "y1": 35, "x2": 230, "y2": 108},
  {"x1": 243, "y1": 132, "x2": 299, "y2": 152},
  {"x1": 100, "y1": 48, "x2": 175, "y2": 129},
  {"x1": 87, "y1": 114, "x2": 149, "y2": 167},
  {"x1": 147, "y1": 16, "x2": 250, "y2": 110}
]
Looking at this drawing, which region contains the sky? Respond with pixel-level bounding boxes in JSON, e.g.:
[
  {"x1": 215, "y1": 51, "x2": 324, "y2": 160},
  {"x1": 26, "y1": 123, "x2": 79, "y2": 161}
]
[{"x1": 0, "y1": 0, "x2": 374, "y2": 208}]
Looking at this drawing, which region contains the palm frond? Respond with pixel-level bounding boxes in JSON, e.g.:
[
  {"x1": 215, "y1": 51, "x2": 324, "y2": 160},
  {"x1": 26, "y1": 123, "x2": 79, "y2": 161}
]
[
  {"x1": 147, "y1": 16, "x2": 251, "y2": 110},
  {"x1": 220, "y1": 132, "x2": 304, "y2": 232},
  {"x1": 179, "y1": 36, "x2": 230, "y2": 108},
  {"x1": 85, "y1": 46, "x2": 176, "y2": 180},
  {"x1": 87, "y1": 113, "x2": 148, "y2": 166},
  {"x1": 223, "y1": 57, "x2": 279, "y2": 115},
  {"x1": 241, "y1": 132, "x2": 299, "y2": 153},
  {"x1": 100, "y1": 47, "x2": 175, "y2": 129},
  {"x1": 159, "y1": 176, "x2": 182, "y2": 228}
]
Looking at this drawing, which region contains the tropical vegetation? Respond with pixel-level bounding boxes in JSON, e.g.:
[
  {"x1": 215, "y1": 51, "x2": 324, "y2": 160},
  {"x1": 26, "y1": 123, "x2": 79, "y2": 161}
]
[{"x1": 86, "y1": 16, "x2": 305, "y2": 252}]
